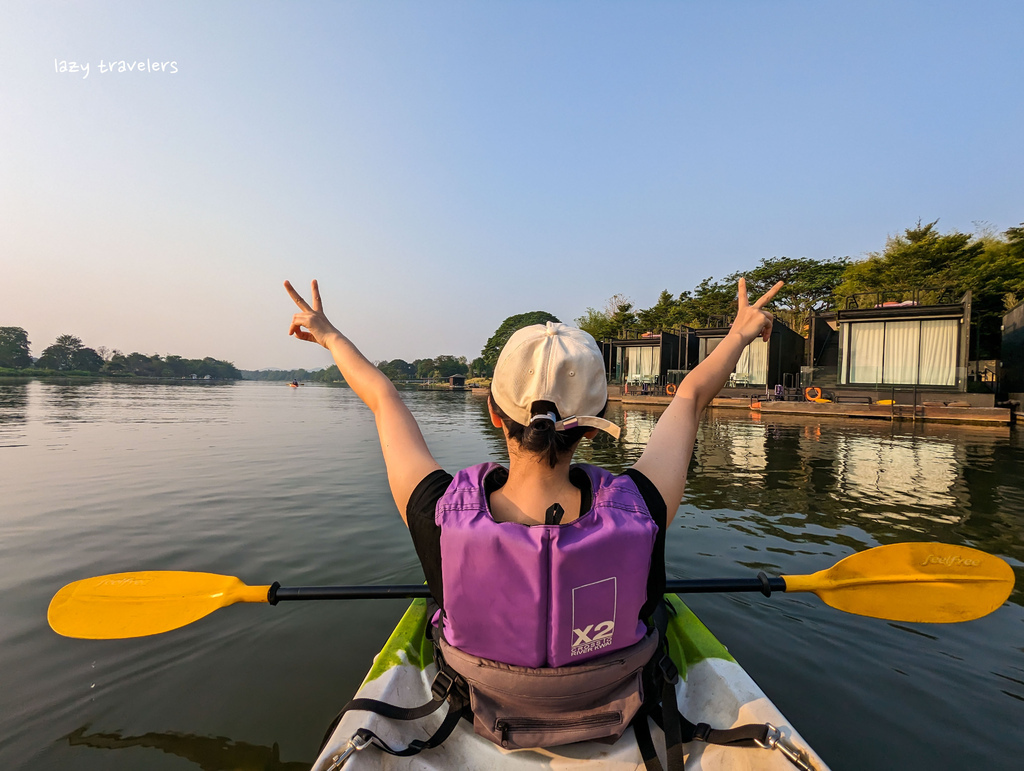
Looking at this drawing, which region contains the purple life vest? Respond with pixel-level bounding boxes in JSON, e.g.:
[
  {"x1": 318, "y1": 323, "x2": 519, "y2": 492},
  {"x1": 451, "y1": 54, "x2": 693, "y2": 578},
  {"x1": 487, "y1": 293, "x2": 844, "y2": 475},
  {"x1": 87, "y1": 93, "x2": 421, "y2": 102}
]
[{"x1": 435, "y1": 463, "x2": 658, "y2": 668}]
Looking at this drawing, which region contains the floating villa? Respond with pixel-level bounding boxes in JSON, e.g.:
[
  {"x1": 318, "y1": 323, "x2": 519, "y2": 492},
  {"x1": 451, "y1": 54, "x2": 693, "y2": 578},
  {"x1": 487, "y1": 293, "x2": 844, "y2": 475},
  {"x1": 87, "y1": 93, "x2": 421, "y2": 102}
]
[{"x1": 599, "y1": 288, "x2": 1013, "y2": 426}]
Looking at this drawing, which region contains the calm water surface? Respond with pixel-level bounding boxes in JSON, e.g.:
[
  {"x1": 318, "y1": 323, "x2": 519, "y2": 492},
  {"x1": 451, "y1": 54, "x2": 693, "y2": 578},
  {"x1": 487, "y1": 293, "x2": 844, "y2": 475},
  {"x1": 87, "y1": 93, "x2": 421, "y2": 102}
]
[{"x1": 1, "y1": 380, "x2": 1021, "y2": 770}]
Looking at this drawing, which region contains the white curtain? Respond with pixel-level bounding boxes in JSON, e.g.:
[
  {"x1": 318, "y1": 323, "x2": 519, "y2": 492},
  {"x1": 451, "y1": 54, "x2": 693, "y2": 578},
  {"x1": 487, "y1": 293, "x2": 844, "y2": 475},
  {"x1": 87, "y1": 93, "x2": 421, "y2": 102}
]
[
  {"x1": 700, "y1": 337, "x2": 721, "y2": 361},
  {"x1": 626, "y1": 346, "x2": 660, "y2": 382},
  {"x1": 848, "y1": 322, "x2": 884, "y2": 384},
  {"x1": 734, "y1": 337, "x2": 769, "y2": 384},
  {"x1": 919, "y1": 320, "x2": 958, "y2": 385},
  {"x1": 625, "y1": 348, "x2": 638, "y2": 381},
  {"x1": 649, "y1": 347, "x2": 661, "y2": 381},
  {"x1": 883, "y1": 321, "x2": 920, "y2": 384}
]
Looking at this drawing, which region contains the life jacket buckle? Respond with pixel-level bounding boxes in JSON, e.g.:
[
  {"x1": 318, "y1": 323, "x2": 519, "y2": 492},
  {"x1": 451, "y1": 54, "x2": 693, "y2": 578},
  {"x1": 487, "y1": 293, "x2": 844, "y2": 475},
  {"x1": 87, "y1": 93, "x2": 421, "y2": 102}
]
[
  {"x1": 657, "y1": 652, "x2": 679, "y2": 685},
  {"x1": 430, "y1": 669, "x2": 456, "y2": 700},
  {"x1": 692, "y1": 722, "x2": 712, "y2": 742}
]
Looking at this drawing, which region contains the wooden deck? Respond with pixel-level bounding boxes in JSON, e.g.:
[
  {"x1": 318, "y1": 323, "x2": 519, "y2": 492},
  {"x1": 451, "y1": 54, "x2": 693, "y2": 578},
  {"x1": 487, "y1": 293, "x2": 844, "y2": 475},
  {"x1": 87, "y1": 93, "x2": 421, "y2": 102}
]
[
  {"x1": 614, "y1": 393, "x2": 1013, "y2": 425},
  {"x1": 750, "y1": 400, "x2": 1012, "y2": 425}
]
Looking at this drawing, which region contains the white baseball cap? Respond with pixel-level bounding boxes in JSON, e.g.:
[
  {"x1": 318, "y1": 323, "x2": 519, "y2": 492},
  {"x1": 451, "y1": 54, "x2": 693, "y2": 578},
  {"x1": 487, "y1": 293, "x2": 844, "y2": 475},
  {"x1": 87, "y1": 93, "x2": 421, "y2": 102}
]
[{"x1": 491, "y1": 322, "x2": 621, "y2": 440}]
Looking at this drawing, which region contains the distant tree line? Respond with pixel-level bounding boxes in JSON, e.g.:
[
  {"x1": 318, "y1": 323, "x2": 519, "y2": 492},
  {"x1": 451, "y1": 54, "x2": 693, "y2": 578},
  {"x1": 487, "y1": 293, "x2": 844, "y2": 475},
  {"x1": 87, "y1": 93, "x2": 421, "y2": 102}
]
[
  {"x1": 376, "y1": 354, "x2": 492, "y2": 381},
  {"x1": 0, "y1": 328, "x2": 242, "y2": 379},
  {"x1": 244, "y1": 354, "x2": 495, "y2": 384},
  {"x1": 575, "y1": 220, "x2": 1024, "y2": 360},
  {"x1": 241, "y1": 366, "x2": 343, "y2": 382}
]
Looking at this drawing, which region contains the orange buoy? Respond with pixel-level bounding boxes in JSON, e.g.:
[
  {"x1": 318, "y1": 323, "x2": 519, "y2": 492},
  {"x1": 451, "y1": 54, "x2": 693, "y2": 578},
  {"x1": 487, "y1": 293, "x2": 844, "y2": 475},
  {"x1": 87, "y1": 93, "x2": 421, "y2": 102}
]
[
  {"x1": 665, "y1": 383, "x2": 676, "y2": 396},
  {"x1": 804, "y1": 386, "x2": 822, "y2": 401}
]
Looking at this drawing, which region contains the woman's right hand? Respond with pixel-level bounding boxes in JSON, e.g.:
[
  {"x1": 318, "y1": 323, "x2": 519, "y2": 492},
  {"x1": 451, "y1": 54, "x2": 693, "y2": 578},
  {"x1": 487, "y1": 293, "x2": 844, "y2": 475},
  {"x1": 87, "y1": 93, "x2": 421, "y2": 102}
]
[
  {"x1": 285, "y1": 279, "x2": 339, "y2": 348},
  {"x1": 732, "y1": 278, "x2": 784, "y2": 344}
]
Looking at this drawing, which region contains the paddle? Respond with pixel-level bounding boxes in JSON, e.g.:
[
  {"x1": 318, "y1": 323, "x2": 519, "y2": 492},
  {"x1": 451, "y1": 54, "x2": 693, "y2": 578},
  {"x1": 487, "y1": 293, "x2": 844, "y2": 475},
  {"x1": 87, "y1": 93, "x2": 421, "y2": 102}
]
[{"x1": 48, "y1": 542, "x2": 1014, "y2": 640}]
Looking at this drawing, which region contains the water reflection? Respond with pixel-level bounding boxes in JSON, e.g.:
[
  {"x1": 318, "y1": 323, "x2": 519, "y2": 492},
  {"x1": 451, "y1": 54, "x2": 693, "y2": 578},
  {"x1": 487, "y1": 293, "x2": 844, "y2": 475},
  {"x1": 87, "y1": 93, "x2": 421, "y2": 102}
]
[
  {"x1": 0, "y1": 383, "x2": 28, "y2": 424},
  {"x1": 0, "y1": 383, "x2": 28, "y2": 448},
  {"x1": 41, "y1": 382, "x2": 96, "y2": 423},
  {"x1": 67, "y1": 726, "x2": 309, "y2": 771},
  {"x1": 833, "y1": 434, "x2": 960, "y2": 515},
  {"x1": 459, "y1": 399, "x2": 1013, "y2": 539},
  {"x1": 460, "y1": 397, "x2": 1023, "y2": 600}
]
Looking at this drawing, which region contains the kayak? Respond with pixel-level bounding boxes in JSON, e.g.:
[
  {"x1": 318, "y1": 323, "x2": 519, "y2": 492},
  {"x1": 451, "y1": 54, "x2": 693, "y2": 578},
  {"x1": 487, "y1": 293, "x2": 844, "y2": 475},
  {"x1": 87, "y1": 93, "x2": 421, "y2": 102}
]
[{"x1": 311, "y1": 595, "x2": 829, "y2": 770}]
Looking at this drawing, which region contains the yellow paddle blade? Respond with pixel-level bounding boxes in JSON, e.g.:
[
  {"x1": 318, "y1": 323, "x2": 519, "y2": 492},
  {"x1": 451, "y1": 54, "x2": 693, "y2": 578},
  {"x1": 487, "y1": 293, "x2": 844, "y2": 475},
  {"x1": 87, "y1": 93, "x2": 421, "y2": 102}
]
[
  {"x1": 48, "y1": 571, "x2": 270, "y2": 640},
  {"x1": 783, "y1": 543, "x2": 1015, "y2": 623}
]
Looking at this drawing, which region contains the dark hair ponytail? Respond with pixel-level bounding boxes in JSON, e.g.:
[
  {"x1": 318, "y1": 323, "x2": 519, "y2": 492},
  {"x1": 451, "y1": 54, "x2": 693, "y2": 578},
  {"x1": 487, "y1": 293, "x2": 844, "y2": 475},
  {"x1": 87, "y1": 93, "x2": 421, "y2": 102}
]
[{"x1": 488, "y1": 396, "x2": 601, "y2": 468}]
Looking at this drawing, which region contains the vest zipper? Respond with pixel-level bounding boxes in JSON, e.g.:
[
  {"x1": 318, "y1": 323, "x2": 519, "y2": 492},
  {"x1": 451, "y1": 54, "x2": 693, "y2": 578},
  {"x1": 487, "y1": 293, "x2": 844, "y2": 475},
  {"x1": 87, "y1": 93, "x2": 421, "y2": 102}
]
[{"x1": 494, "y1": 712, "x2": 622, "y2": 748}]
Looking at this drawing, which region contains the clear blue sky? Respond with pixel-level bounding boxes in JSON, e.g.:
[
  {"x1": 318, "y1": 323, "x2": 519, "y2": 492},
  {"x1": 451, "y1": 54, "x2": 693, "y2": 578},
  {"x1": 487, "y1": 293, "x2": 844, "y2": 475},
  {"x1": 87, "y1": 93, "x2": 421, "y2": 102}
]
[{"x1": 2, "y1": 1, "x2": 1022, "y2": 370}]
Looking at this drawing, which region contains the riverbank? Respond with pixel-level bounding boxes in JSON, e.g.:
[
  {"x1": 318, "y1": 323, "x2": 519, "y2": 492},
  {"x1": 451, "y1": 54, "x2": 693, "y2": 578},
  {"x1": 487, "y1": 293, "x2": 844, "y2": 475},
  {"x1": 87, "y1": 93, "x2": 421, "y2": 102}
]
[{"x1": 0, "y1": 371, "x2": 240, "y2": 383}]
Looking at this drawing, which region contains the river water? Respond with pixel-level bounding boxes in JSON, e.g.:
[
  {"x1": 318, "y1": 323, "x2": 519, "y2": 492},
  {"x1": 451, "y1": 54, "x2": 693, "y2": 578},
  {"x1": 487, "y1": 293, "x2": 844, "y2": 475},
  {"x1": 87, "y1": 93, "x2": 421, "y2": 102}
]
[{"x1": 1, "y1": 380, "x2": 1021, "y2": 770}]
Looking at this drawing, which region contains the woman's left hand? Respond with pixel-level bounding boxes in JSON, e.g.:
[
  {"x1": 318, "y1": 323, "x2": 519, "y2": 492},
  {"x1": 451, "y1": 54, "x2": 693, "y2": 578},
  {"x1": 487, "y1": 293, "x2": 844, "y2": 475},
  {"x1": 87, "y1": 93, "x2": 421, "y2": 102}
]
[
  {"x1": 285, "y1": 279, "x2": 339, "y2": 348},
  {"x1": 733, "y1": 278, "x2": 783, "y2": 344}
]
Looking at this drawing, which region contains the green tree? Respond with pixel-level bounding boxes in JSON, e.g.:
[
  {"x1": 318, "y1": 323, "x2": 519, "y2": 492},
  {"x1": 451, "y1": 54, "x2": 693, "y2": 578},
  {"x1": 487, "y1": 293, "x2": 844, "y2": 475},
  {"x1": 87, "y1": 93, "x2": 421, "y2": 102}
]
[
  {"x1": 103, "y1": 350, "x2": 126, "y2": 374},
  {"x1": 414, "y1": 358, "x2": 436, "y2": 379},
  {"x1": 575, "y1": 295, "x2": 634, "y2": 341},
  {"x1": 310, "y1": 365, "x2": 343, "y2": 383},
  {"x1": 1000, "y1": 223, "x2": 1024, "y2": 308},
  {"x1": 71, "y1": 347, "x2": 104, "y2": 372},
  {"x1": 433, "y1": 355, "x2": 469, "y2": 378},
  {"x1": 0, "y1": 327, "x2": 31, "y2": 369},
  {"x1": 835, "y1": 221, "x2": 983, "y2": 300},
  {"x1": 956, "y1": 223, "x2": 1024, "y2": 357},
  {"x1": 469, "y1": 357, "x2": 493, "y2": 378},
  {"x1": 481, "y1": 311, "x2": 561, "y2": 366},
  {"x1": 163, "y1": 355, "x2": 191, "y2": 378},
  {"x1": 575, "y1": 307, "x2": 614, "y2": 341},
  {"x1": 674, "y1": 278, "x2": 736, "y2": 328},
  {"x1": 726, "y1": 256, "x2": 850, "y2": 334},
  {"x1": 834, "y1": 220, "x2": 1019, "y2": 357},
  {"x1": 636, "y1": 290, "x2": 680, "y2": 331},
  {"x1": 377, "y1": 359, "x2": 416, "y2": 380},
  {"x1": 36, "y1": 334, "x2": 84, "y2": 371}
]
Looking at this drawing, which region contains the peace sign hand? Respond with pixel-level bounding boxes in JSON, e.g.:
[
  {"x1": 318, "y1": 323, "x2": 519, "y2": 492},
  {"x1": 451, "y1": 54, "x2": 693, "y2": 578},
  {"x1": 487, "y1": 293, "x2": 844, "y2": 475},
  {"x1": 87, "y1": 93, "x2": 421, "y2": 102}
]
[
  {"x1": 285, "y1": 279, "x2": 339, "y2": 348},
  {"x1": 733, "y1": 278, "x2": 784, "y2": 344}
]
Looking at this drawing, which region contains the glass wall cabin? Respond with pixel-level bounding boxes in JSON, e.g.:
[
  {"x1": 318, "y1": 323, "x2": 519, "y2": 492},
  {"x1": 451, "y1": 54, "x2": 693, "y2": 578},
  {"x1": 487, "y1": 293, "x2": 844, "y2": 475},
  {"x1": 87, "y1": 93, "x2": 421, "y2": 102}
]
[{"x1": 838, "y1": 318, "x2": 960, "y2": 387}]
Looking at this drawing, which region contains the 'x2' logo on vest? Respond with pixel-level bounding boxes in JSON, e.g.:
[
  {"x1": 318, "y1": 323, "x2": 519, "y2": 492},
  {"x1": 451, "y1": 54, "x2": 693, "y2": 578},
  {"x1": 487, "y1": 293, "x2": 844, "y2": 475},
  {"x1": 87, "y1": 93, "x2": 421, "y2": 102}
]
[{"x1": 570, "y1": 577, "x2": 617, "y2": 657}]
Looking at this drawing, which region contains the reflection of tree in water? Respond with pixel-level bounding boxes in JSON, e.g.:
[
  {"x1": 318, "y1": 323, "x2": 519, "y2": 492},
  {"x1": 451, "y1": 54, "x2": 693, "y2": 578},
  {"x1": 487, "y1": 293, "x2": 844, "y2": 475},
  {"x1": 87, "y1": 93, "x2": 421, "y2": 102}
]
[
  {"x1": 41, "y1": 382, "x2": 99, "y2": 423},
  {"x1": 66, "y1": 725, "x2": 309, "y2": 771},
  {"x1": 0, "y1": 383, "x2": 28, "y2": 425}
]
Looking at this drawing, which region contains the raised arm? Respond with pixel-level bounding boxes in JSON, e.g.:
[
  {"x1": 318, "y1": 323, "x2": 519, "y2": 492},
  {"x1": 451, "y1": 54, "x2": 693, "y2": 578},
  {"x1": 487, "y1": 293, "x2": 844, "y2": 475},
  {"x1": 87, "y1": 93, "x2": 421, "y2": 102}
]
[
  {"x1": 285, "y1": 280, "x2": 441, "y2": 521},
  {"x1": 631, "y1": 278, "x2": 783, "y2": 525}
]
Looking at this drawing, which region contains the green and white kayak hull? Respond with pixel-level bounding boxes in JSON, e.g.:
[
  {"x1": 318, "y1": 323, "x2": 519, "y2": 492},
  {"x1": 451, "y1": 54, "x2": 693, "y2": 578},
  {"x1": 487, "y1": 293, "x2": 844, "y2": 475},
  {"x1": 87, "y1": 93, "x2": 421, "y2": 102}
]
[{"x1": 312, "y1": 595, "x2": 829, "y2": 770}]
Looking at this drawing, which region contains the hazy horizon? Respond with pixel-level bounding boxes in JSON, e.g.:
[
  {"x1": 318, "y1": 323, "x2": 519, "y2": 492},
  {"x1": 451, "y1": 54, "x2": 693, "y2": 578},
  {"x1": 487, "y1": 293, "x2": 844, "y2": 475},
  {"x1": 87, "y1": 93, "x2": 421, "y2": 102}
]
[{"x1": 3, "y1": 1, "x2": 1022, "y2": 370}]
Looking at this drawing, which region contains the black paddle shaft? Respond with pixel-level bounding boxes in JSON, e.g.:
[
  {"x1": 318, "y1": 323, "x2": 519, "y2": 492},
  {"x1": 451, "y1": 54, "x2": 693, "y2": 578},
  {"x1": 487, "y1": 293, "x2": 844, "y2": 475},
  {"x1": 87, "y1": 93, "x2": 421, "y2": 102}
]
[{"x1": 267, "y1": 575, "x2": 787, "y2": 604}]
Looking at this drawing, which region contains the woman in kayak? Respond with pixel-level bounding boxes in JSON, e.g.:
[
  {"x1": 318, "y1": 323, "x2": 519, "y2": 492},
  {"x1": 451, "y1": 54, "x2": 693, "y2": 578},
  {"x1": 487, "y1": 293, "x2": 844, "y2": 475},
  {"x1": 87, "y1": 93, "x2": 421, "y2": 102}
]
[{"x1": 284, "y1": 277, "x2": 780, "y2": 671}]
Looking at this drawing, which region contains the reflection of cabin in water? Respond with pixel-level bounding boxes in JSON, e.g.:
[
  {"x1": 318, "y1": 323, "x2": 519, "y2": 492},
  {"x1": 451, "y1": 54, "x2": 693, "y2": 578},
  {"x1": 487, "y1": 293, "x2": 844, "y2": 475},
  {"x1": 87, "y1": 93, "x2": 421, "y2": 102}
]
[{"x1": 806, "y1": 288, "x2": 975, "y2": 399}]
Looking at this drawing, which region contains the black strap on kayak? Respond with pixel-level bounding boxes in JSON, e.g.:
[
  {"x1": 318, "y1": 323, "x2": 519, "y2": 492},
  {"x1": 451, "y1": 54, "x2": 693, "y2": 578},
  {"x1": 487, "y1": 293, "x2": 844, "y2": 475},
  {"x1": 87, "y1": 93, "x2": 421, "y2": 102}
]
[
  {"x1": 348, "y1": 693, "x2": 466, "y2": 758},
  {"x1": 317, "y1": 664, "x2": 466, "y2": 754},
  {"x1": 633, "y1": 715, "x2": 665, "y2": 771},
  {"x1": 634, "y1": 599, "x2": 776, "y2": 771}
]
